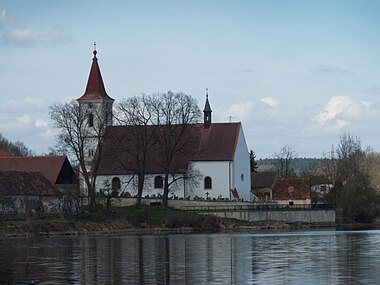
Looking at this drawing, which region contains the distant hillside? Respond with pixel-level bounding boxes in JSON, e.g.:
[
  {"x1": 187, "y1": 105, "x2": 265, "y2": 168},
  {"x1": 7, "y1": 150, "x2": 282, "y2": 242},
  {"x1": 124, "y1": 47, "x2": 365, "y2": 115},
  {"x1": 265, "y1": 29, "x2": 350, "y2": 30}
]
[
  {"x1": 0, "y1": 133, "x2": 34, "y2": 156},
  {"x1": 257, "y1": 157, "x2": 323, "y2": 175}
]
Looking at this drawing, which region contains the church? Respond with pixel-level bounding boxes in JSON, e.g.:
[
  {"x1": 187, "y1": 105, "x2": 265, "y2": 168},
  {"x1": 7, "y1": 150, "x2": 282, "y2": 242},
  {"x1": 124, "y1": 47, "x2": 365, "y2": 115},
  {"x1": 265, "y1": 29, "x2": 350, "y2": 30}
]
[{"x1": 78, "y1": 49, "x2": 251, "y2": 201}]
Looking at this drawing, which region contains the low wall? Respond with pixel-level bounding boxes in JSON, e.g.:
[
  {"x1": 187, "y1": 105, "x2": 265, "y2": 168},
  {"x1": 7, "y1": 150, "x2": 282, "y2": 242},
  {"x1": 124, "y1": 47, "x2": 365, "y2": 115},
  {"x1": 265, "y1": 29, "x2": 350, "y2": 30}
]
[
  {"x1": 198, "y1": 209, "x2": 335, "y2": 223},
  {"x1": 198, "y1": 211, "x2": 251, "y2": 221},
  {"x1": 82, "y1": 197, "x2": 335, "y2": 224},
  {"x1": 249, "y1": 210, "x2": 336, "y2": 223}
]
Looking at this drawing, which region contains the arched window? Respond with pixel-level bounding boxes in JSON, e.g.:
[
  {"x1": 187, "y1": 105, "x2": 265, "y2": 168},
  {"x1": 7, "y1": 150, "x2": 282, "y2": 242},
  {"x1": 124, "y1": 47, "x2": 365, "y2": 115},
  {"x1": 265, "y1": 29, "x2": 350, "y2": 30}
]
[
  {"x1": 88, "y1": 113, "x2": 94, "y2": 127},
  {"x1": 154, "y1": 176, "x2": 163, "y2": 188},
  {"x1": 204, "y1": 176, "x2": 212, "y2": 189},
  {"x1": 112, "y1": 177, "x2": 121, "y2": 191}
]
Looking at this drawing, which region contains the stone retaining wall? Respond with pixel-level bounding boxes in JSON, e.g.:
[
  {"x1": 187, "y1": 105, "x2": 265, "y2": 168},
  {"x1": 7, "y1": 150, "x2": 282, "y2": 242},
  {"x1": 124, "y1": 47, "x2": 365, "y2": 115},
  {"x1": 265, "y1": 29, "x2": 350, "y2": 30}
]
[{"x1": 83, "y1": 197, "x2": 336, "y2": 223}]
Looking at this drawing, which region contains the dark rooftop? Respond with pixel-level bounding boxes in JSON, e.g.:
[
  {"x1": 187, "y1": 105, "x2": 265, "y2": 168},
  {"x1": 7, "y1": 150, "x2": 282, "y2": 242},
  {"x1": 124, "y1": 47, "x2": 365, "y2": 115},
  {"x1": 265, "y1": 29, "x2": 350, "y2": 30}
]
[{"x1": 0, "y1": 171, "x2": 60, "y2": 196}]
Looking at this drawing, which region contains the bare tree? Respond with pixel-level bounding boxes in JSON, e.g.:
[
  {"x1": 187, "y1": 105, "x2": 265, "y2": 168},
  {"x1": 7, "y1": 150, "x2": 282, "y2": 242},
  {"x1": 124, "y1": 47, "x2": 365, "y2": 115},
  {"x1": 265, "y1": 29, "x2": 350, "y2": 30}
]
[
  {"x1": 49, "y1": 100, "x2": 107, "y2": 212},
  {"x1": 336, "y1": 133, "x2": 366, "y2": 184},
  {"x1": 153, "y1": 91, "x2": 202, "y2": 208},
  {"x1": 325, "y1": 133, "x2": 380, "y2": 222},
  {"x1": 365, "y1": 152, "x2": 380, "y2": 193},
  {"x1": 317, "y1": 145, "x2": 337, "y2": 185},
  {"x1": 273, "y1": 145, "x2": 296, "y2": 178},
  {"x1": 113, "y1": 94, "x2": 160, "y2": 208}
]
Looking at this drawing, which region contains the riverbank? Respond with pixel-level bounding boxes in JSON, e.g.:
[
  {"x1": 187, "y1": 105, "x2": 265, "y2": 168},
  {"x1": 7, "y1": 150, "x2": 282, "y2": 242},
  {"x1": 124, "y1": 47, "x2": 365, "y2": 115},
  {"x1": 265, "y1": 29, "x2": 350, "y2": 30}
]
[
  {"x1": 0, "y1": 206, "x2": 371, "y2": 238},
  {"x1": 0, "y1": 218, "x2": 330, "y2": 238}
]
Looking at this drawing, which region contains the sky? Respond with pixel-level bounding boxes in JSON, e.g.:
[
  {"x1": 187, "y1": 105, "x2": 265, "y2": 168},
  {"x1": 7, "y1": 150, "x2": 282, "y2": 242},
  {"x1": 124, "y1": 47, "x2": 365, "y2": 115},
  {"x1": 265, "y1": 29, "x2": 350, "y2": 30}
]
[{"x1": 1, "y1": 0, "x2": 380, "y2": 158}]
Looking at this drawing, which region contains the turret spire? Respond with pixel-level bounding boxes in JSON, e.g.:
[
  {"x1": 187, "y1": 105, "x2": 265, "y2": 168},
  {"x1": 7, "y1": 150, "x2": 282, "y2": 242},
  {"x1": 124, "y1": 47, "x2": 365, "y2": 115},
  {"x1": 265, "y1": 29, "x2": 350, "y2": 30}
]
[{"x1": 203, "y1": 88, "x2": 212, "y2": 129}]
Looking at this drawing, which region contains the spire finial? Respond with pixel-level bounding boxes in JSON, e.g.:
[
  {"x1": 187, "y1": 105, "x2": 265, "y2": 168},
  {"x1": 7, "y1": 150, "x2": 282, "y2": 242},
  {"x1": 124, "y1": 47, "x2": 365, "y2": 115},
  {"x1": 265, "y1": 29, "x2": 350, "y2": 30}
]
[
  {"x1": 93, "y1": 42, "x2": 97, "y2": 57},
  {"x1": 206, "y1": 88, "x2": 209, "y2": 98}
]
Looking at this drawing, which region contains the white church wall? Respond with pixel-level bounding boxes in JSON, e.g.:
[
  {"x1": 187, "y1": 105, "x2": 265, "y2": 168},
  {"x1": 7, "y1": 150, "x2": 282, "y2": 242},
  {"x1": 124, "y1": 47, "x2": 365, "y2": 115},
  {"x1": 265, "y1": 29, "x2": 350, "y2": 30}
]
[
  {"x1": 96, "y1": 174, "x2": 185, "y2": 198},
  {"x1": 186, "y1": 161, "x2": 231, "y2": 200},
  {"x1": 232, "y1": 126, "x2": 251, "y2": 201}
]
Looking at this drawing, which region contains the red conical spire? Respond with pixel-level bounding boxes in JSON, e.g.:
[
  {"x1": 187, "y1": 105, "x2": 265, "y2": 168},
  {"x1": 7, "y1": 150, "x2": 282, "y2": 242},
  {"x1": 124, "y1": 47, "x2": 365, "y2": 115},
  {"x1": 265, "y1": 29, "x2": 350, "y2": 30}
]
[{"x1": 77, "y1": 45, "x2": 114, "y2": 101}]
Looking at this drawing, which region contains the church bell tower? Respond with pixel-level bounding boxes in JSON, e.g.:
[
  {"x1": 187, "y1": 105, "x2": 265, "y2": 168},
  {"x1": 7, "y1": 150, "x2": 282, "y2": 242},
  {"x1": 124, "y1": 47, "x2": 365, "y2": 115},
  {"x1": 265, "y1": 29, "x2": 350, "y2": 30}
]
[{"x1": 77, "y1": 44, "x2": 114, "y2": 170}]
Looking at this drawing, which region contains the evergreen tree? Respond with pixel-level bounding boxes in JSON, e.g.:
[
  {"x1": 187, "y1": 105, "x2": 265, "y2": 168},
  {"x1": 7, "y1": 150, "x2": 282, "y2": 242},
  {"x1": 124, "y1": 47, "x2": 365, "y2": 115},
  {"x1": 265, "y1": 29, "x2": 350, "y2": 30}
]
[{"x1": 250, "y1": 150, "x2": 258, "y2": 172}]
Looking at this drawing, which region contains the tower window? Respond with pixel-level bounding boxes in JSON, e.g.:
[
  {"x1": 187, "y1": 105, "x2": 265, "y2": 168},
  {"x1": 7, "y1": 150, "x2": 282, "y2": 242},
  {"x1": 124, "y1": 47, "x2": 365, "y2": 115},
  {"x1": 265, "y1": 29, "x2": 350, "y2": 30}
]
[
  {"x1": 88, "y1": 113, "x2": 94, "y2": 127},
  {"x1": 154, "y1": 176, "x2": 163, "y2": 189},
  {"x1": 204, "y1": 176, "x2": 212, "y2": 189}
]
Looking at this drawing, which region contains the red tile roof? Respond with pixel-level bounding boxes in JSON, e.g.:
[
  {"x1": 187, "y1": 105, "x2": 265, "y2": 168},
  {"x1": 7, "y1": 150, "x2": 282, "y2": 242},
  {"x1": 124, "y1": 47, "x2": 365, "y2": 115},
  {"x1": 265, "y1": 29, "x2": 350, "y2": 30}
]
[
  {"x1": 272, "y1": 179, "x2": 310, "y2": 201},
  {"x1": 194, "y1": 123, "x2": 240, "y2": 161},
  {"x1": 98, "y1": 123, "x2": 241, "y2": 175},
  {"x1": 77, "y1": 50, "x2": 114, "y2": 102},
  {"x1": 0, "y1": 150, "x2": 12, "y2": 157},
  {"x1": 0, "y1": 156, "x2": 69, "y2": 184},
  {"x1": 0, "y1": 171, "x2": 60, "y2": 196},
  {"x1": 251, "y1": 172, "x2": 279, "y2": 188},
  {"x1": 308, "y1": 175, "x2": 331, "y2": 186}
]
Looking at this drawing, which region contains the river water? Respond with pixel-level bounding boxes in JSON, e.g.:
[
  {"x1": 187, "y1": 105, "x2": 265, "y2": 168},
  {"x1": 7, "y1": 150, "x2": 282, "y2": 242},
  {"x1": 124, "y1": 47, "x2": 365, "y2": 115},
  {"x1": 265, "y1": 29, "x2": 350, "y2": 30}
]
[{"x1": 1, "y1": 230, "x2": 380, "y2": 284}]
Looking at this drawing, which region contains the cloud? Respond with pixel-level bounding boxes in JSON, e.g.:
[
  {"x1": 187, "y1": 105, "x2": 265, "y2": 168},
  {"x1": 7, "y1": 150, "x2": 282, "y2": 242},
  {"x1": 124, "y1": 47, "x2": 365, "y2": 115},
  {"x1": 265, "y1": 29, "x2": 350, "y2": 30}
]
[
  {"x1": 222, "y1": 101, "x2": 256, "y2": 120},
  {"x1": 313, "y1": 96, "x2": 353, "y2": 125},
  {"x1": 0, "y1": 9, "x2": 7, "y2": 30},
  {"x1": 2, "y1": 25, "x2": 71, "y2": 46},
  {"x1": 0, "y1": 96, "x2": 47, "y2": 112},
  {"x1": 16, "y1": 115, "x2": 33, "y2": 125},
  {"x1": 0, "y1": 9, "x2": 5, "y2": 20},
  {"x1": 0, "y1": 8, "x2": 72, "y2": 46},
  {"x1": 35, "y1": 118, "x2": 49, "y2": 128},
  {"x1": 310, "y1": 65, "x2": 355, "y2": 76},
  {"x1": 311, "y1": 95, "x2": 379, "y2": 134},
  {"x1": 260, "y1": 97, "x2": 280, "y2": 108},
  {"x1": 0, "y1": 112, "x2": 54, "y2": 155}
]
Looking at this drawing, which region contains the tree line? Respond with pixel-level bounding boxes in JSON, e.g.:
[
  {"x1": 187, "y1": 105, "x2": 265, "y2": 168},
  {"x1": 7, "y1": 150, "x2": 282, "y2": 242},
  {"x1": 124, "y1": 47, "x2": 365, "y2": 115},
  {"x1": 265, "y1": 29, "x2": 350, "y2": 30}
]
[{"x1": 0, "y1": 133, "x2": 33, "y2": 156}]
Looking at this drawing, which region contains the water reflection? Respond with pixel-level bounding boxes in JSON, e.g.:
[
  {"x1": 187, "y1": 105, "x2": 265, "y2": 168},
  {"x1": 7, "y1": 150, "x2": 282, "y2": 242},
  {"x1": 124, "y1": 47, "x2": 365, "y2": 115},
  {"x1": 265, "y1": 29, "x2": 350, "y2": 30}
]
[{"x1": 1, "y1": 230, "x2": 380, "y2": 284}]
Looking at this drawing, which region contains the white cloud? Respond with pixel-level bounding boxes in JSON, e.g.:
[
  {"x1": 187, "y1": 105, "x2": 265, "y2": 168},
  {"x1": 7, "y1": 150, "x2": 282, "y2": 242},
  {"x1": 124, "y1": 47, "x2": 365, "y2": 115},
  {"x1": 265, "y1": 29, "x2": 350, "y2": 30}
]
[
  {"x1": 16, "y1": 115, "x2": 32, "y2": 125},
  {"x1": 360, "y1": 100, "x2": 372, "y2": 108},
  {"x1": 35, "y1": 118, "x2": 48, "y2": 128},
  {"x1": 260, "y1": 97, "x2": 280, "y2": 108},
  {"x1": 1, "y1": 96, "x2": 47, "y2": 112},
  {"x1": 2, "y1": 25, "x2": 71, "y2": 46},
  {"x1": 313, "y1": 96, "x2": 353, "y2": 125},
  {"x1": 222, "y1": 101, "x2": 255, "y2": 120},
  {"x1": 39, "y1": 127, "x2": 56, "y2": 140},
  {"x1": 311, "y1": 95, "x2": 380, "y2": 135}
]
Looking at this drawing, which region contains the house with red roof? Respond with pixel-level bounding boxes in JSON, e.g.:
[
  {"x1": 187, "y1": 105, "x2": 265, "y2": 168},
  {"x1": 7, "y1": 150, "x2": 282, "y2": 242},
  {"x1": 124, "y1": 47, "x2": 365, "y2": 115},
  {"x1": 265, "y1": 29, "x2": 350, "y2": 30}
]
[
  {"x1": 78, "y1": 48, "x2": 251, "y2": 201},
  {"x1": 0, "y1": 171, "x2": 62, "y2": 216},
  {"x1": 0, "y1": 150, "x2": 12, "y2": 157},
  {"x1": 251, "y1": 171, "x2": 279, "y2": 202},
  {"x1": 272, "y1": 179, "x2": 311, "y2": 205},
  {"x1": 0, "y1": 156, "x2": 77, "y2": 187}
]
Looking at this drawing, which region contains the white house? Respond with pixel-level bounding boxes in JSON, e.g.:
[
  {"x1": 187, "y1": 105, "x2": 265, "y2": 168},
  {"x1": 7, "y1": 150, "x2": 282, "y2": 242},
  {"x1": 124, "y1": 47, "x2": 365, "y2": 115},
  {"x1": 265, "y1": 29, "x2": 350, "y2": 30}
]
[{"x1": 78, "y1": 49, "x2": 251, "y2": 201}]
